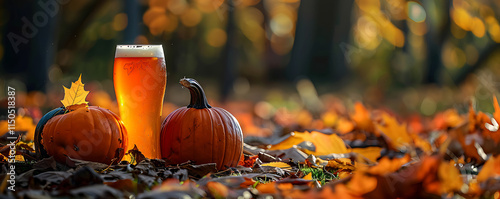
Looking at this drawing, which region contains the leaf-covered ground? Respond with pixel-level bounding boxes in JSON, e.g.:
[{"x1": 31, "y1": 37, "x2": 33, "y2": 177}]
[{"x1": 2, "y1": 97, "x2": 500, "y2": 198}]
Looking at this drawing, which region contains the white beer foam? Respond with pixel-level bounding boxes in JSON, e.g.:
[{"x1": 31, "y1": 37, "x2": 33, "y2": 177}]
[{"x1": 115, "y1": 45, "x2": 164, "y2": 58}]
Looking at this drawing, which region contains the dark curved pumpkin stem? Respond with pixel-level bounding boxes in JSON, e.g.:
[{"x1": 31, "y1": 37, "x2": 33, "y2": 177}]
[{"x1": 180, "y1": 78, "x2": 212, "y2": 109}]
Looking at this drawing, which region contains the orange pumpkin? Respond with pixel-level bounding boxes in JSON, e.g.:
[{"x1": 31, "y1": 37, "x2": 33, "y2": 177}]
[
  {"x1": 160, "y1": 78, "x2": 243, "y2": 170},
  {"x1": 36, "y1": 104, "x2": 128, "y2": 165}
]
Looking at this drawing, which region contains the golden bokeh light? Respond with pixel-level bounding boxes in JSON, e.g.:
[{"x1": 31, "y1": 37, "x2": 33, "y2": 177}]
[
  {"x1": 165, "y1": 13, "x2": 179, "y2": 33},
  {"x1": 195, "y1": 0, "x2": 224, "y2": 13},
  {"x1": 442, "y1": 43, "x2": 466, "y2": 69},
  {"x1": 408, "y1": 20, "x2": 427, "y2": 36},
  {"x1": 238, "y1": 0, "x2": 261, "y2": 7},
  {"x1": 451, "y1": 7, "x2": 472, "y2": 31},
  {"x1": 485, "y1": 16, "x2": 500, "y2": 43},
  {"x1": 237, "y1": 8, "x2": 265, "y2": 42},
  {"x1": 241, "y1": 6, "x2": 264, "y2": 25},
  {"x1": 149, "y1": 0, "x2": 168, "y2": 8},
  {"x1": 143, "y1": 7, "x2": 166, "y2": 26},
  {"x1": 149, "y1": 14, "x2": 169, "y2": 35},
  {"x1": 356, "y1": 0, "x2": 380, "y2": 13},
  {"x1": 471, "y1": 17, "x2": 485, "y2": 38},
  {"x1": 354, "y1": 16, "x2": 382, "y2": 50},
  {"x1": 270, "y1": 14, "x2": 294, "y2": 37},
  {"x1": 167, "y1": 0, "x2": 188, "y2": 15},
  {"x1": 112, "y1": 13, "x2": 128, "y2": 31},
  {"x1": 279, "y1": 0, "x2": 299, "y2": 3},
  {"x1": 180, "y1": 8, "x2": 202, "y2": 27},
  {"x1": 206, "y1": 28, "x2": 227, "y2": 47},
  {"x1": 270, "y1": 34, "x2": 294, "y2": 55},
  {"x1": 386, "y1": 0, "x2": 406, "y2": 20},
  {"x1": 354, "y1": 0, "x2": 405, "y2": 48}
]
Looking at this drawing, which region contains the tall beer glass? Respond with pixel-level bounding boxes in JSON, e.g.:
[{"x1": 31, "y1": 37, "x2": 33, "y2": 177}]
[{"x1": 113, "y1": 45, "x2": 166, "y2": 159}]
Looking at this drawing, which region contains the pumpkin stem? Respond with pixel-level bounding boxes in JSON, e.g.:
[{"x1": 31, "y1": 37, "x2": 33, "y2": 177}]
[{"x1": 180, "y1": 78, "x2": 212, "y2": 109}]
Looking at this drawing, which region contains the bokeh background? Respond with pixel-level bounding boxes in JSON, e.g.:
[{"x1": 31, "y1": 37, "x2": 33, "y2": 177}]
[{"x1": 1, "y1": 0, "x2": 500, "y2": 137}]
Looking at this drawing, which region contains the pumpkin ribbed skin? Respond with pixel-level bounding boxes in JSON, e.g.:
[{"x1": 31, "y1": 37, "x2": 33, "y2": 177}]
[
  {"x1": 161, "y1": 107, "x2": 243, "y2": 170},
  {"x1": 160, "y1": 78, "x2": 243, "y2": 170},
  {"x1": 41, "y1": 105, "x2": 128, "y2": 164}
]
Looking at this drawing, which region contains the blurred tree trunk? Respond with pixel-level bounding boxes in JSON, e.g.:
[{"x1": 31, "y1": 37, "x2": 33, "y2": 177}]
[
  {"x1": 288, "y1": 0, "x2": 353, "y2": 85},
  {"x1": 220, "y1": 0, "x2": 237, "y2": 102},
  {"x1": 123, "y1": 0, "x2": 139, "y2": 44},
  {"x1": 423, "y1": 0, "x2": 450, "y2": 85}
]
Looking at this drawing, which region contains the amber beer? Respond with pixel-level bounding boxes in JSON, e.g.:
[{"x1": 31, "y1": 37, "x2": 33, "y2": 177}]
[{"x1": 114, "y1": 45, "x2": 166, "y2": 159}]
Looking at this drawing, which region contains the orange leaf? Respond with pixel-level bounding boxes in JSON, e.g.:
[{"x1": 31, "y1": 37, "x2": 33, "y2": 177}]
[
  {"x1": 207, "y1": 181, "x2": 229, "y2": 198},
  {"x1": 325, "y1": 158, "x2": 356, "y2": 172},
  {"x1": 256, "y1": 182, "x2": 277, "y2": 194},
  {"x1": 336, "y1": 118, "x2": 355, "y2": 134},
  {"x1": 410, "y1": 133, "x2": 433, "y2": 154},
  {"x1": 477, "y1": 155, "x2": 500, "y2": 182},
  {"x1": 368, "y1": 154, "x2": 410, "y2": 175},
  {"x1": 493, "y1": 95, "x2": 500, "y2": 126},
  {"x1": 432, "y1": 109, "x2": 465, "y2": 130},
  {"x1": 268, "y1": 131, "x2": 348, "y2": 155},
  {"x1": 351, "y1": 102, "x2": 374, "y2": 132},
  {"x1": 319, "y1": 184, "x2": 364, "y2": 199},
  {"x1": 375, "y1": 113, "x2": 412, "y2": 149},
  {"x1": 0, "y1": 116, "x2": 36, "y2": 141},
  {"x1": 438, "y1": 160, "x2": 463, "y2": 193},
  {"x1": 321, "y1": 111, "x2": 339, "y2": 127},
  {"x1": 350, "y1": 147, "x2": 382, "y2": 163},
  {"x1": 302, "y1": 173, "x2": 313, "y2": 180}
]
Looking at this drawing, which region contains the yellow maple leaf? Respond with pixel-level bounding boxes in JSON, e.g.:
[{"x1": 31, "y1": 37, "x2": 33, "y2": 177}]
[
  {"x1": 61, "y1": 74, "x2": 89, "y2": 107},
  {"x1": 302, "y1": 172, "x2": 313, "y2": 180},
  {"x1": 261, "y1": 162, "x2": 292, "y2": 170},
  {"x1": 268, "y1": 131, "x2": 348, "y2": 155},
  {"x1": 350, "y1": 147, "x2": 382, "y2": 163}
]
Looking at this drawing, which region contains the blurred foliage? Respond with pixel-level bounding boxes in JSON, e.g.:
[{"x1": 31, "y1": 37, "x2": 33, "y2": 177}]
[{"x1": 1, "y1": 0, "x2": 500, "y2": 117}]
